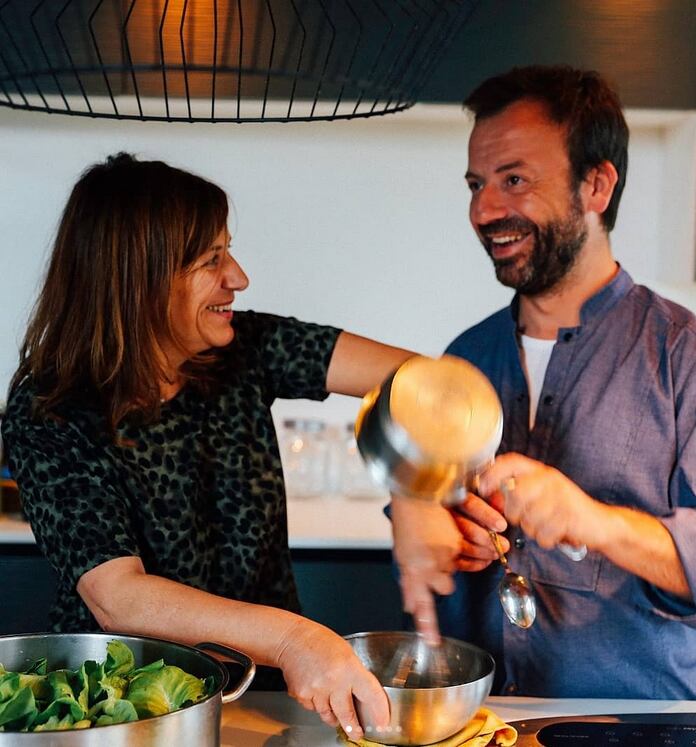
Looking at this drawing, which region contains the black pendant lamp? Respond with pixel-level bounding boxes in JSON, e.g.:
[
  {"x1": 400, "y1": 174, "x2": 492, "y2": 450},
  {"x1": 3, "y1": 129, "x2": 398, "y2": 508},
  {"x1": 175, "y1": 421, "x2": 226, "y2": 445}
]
[{"x1": 0, "y1": 0, "x2": 476, "y2": 123}]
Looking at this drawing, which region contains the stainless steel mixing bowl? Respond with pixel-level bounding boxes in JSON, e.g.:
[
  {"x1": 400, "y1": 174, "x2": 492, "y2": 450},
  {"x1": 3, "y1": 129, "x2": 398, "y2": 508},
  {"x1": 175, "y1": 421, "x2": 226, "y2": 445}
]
[{"x1": 346, "y1": 631, "x2": 495, "y2": 746}]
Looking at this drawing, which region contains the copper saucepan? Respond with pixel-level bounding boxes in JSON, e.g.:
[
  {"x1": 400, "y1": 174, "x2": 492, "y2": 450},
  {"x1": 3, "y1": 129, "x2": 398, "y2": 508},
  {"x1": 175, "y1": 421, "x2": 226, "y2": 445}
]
[
  {"x1": 355, "y1": 355, "x2": 586, "y2": 560},
  {"x1": 355, "y1": 355, "x2": 503, "y2": 506}
]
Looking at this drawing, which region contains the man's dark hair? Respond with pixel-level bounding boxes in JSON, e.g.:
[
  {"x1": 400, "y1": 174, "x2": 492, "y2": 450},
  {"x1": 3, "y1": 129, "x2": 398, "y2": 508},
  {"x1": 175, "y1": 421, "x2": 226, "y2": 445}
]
[{"x1": 465, "y1": 65, "x2": 628, "y2": 232}]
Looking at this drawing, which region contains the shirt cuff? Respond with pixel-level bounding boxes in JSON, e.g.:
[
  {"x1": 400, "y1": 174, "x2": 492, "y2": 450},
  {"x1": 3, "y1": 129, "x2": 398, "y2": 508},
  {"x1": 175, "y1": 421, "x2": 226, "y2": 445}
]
[{"x1": 648, "y1": 510, "x2": 696, "y2": 624}]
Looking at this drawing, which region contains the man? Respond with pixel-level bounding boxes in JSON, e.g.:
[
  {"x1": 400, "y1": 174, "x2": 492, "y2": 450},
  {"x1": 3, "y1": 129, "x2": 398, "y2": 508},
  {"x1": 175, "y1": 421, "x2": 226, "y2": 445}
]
[{"x1": 391, "y1": 66, "x2": 696, "y2": 699}]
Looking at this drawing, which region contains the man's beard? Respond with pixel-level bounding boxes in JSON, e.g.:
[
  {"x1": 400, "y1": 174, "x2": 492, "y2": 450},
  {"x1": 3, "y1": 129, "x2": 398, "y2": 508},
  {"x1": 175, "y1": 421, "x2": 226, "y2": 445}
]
[{"x1": 480, "y1": 192, "x2": 587, "y2": 296}]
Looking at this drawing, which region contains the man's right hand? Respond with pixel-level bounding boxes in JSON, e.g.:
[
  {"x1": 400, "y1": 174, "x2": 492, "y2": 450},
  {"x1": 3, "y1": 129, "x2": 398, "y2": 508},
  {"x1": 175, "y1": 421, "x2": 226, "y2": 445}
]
[{"x1": 390, "y1": 494, "x2": 509, "y2": 644}]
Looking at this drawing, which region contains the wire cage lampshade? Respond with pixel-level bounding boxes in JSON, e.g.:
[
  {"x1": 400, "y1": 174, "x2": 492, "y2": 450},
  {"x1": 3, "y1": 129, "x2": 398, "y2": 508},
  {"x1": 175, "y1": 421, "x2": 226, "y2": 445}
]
[{"x1": 0, "y1": 0, "x2": 477, "y2": 123}]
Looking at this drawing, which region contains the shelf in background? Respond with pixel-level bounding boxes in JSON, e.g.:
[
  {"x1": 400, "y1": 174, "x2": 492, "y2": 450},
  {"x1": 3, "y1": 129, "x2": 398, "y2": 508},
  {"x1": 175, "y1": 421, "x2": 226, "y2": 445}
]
[{"x1": 0, "y1": 494, "x2": 393, "y2": 550}]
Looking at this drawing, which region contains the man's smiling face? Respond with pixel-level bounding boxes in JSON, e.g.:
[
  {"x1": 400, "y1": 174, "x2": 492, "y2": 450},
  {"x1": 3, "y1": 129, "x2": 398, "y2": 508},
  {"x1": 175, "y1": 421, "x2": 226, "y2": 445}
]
[{"x1": 465, "y1": 98, "x2": 589, "y2": 296}]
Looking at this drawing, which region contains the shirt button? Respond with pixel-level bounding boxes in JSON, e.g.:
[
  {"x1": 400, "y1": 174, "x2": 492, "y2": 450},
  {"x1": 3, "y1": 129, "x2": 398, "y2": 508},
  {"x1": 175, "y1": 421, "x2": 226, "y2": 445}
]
[
  {"x1": 506, "y1": 683, "x2": 518, "y2": 694},
  {"x1": 563, "y1": 332, "x2": 573, "y2": 342},
  {"x1": 543, "y1": 395, "x2": 554, "y2": 405},
  {"x1": 514, "y1": 536, "x2": 526, "y2": 550}
]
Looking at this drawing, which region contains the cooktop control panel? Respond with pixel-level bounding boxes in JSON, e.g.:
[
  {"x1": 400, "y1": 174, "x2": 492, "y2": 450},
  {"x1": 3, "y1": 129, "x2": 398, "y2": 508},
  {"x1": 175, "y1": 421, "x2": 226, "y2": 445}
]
[{"x1": 511, "y1": 713, "x2": 696, "y2": 746}]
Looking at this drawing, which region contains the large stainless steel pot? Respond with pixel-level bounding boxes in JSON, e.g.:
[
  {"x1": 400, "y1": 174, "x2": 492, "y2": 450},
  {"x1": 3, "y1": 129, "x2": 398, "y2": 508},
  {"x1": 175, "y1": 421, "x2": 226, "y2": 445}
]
[
  {"x1": 0, "y1": 633, "x2": 255, "y2": 746},
  {"x1": 355, "y1": 355, "x2": 503, "y2": 506}
]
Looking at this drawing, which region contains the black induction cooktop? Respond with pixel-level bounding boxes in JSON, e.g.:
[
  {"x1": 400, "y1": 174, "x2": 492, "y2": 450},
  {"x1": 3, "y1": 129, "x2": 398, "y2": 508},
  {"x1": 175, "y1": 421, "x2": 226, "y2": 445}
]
[{"x1": 510, "y1": 712, "x2": 696, "y2": 746}]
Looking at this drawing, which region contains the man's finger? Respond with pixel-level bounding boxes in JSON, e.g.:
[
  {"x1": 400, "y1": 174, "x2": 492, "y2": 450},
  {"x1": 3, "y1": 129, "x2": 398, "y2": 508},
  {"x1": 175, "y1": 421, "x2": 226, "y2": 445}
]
[
  {"x1": 411, "y1": 594, "x2": 441, "y2": 646},
  {"x1": 399, "y1": 571, "x2": 428, "y2": 614},
  {"x1": 487, "y1": 490, "x2": 505, "y2": 514},
  {"x1": 479, "y1": 452, "x2": 534, "y2": 496},
  {"x1": 429, "y1": 571, "x2": 455, "y2": 597},
  {"x1": 455, "y1": 557, "x2": 493, "y2": 572},
  {"x1": 454, "y1": 535, "x2": 499, "y2": 560},
  {"x1": 501, "y1": 480, "x2": 524, "y2": 524},
  {"x1": 450, "y1": 516, "x2": 509, "y2": 557},
  {"x1": 451, "y1": 494, "x2": 507, "y2": 532}
]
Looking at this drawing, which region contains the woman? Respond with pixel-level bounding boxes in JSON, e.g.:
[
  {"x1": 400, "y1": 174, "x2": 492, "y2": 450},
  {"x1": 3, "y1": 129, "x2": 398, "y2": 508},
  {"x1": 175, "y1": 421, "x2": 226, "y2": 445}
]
[{"x1": 1, "y1": 153, "x2": 413, "y2": 738}]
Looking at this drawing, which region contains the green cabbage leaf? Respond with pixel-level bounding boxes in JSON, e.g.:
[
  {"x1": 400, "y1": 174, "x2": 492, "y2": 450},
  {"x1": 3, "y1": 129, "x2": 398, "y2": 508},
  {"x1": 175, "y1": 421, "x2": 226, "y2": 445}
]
[
  {"x1": 127, "y1": 665, "x2": 209, "y2": 717},
  {"x1": 0, "y1": 641, "x2": 213, "y2": 733}
]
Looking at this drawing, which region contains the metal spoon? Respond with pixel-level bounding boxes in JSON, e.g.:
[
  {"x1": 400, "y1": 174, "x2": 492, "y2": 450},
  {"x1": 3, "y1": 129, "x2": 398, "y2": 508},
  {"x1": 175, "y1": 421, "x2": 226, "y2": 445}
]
[{"x1": 488, "y1": 529, "x2": 537, "y2": 629}]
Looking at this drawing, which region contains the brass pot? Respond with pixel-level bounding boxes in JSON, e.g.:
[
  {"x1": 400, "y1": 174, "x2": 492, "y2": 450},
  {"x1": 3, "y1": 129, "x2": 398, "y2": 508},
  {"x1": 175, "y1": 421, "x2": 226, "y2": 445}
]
[{"x1": 355, "y1": 355, "x2": 503, "y2": 506}]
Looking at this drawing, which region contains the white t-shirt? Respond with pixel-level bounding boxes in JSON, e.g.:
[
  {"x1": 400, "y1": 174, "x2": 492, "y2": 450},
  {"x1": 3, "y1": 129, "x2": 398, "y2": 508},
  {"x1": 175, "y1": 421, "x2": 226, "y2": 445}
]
[{"x1": 520, "y1": 334, "x2": 556, "y2": 428}]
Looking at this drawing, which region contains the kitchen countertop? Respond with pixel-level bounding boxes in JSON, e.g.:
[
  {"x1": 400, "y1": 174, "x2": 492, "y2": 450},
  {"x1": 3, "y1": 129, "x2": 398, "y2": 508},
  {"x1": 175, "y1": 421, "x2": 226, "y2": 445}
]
[
  {"x1": 219, "y1": 692, "x2": 696, "y2": 746},
  {"x1": 287, "y1": 495, "x2": 391, "y2": 549},
  {"x1": 0, "y1": 515, "x2": 34, "y2": 544},
  {"x1": 0, "y1": 494, "x2": 393, "y2": 549}
]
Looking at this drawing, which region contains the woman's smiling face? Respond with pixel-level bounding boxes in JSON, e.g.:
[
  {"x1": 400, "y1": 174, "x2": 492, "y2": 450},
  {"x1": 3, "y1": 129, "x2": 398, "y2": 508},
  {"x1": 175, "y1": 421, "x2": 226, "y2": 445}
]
[{"x1": 165, "y1": 227, "x2": 249, "y2": 367}]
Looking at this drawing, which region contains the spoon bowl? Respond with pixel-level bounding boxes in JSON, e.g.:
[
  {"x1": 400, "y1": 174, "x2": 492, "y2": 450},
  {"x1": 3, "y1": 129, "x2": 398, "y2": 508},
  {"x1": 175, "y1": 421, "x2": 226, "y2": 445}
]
[
  {"x1": 499, "y1": 569, "x2": 536, "y2": 629},
  {"x1": 488, "y1": 529, "x2": 537, "y2": 629}
]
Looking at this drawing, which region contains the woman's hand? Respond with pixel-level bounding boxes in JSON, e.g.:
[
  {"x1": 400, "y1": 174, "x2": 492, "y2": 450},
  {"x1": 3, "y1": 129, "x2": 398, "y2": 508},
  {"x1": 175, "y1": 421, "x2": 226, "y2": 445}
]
[
  {"x1": 391, "y1": 494, "x2": 508, "y2": 645},
  {"x1": 275, "y1": 619, "x2": 390, "y2": 740}
]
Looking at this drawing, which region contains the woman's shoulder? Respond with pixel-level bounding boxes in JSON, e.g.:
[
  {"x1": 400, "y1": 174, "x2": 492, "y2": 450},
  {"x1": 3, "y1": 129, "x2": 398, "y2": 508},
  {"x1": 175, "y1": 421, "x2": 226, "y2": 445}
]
[
  {"x1": 221, "y1": 310, "x2": 338, "y2": 363},
  {"x1": 3, "y1": 377, "x2": 39, "y2": 433},
  {"x1": 232, "y1": 309, "x2": 339, "y2": 344},
  {"x1": 3, "y1": 377, "x2": 101, "y2": 447},
  {"x1": 3, "y1": 380, "x2": 116, "y2": 499},
  {"x1": 230, "y1": 309, "x2": 292, "y2": 341}
]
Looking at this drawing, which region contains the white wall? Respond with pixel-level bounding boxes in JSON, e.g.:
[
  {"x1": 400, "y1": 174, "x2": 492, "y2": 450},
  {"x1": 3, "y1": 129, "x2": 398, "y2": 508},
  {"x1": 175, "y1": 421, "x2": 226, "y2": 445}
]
[{"x1": 1, "y1": 104, "x2": 694, "y2": 425}]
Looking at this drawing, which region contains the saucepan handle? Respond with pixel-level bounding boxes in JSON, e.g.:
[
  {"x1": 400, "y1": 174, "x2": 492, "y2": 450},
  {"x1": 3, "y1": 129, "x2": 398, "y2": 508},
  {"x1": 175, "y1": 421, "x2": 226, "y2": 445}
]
[{"x1": 195, "y1": 641, "x2": 256, "y2": 703}]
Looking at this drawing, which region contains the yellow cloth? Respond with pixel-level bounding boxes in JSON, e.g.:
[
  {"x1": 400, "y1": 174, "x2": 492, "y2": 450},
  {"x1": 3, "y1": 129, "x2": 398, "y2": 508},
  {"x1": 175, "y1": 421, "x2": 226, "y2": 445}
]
[{"x1": 337, "y1": 707, "x2": 517, "y2": 747}]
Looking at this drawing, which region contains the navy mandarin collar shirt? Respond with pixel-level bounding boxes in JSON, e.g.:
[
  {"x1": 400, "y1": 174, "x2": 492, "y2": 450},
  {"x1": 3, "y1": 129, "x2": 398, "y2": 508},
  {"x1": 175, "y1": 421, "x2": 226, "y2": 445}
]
[{"x1": 441, "y1": 267, "x2": 696, "y2": 699}]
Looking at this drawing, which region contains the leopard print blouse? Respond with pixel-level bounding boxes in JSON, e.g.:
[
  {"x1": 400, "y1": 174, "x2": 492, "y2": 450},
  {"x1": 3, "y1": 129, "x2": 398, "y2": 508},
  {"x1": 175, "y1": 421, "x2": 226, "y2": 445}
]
[{"x1": 3, "y1": 311, "x2": 341, "y2": 635}]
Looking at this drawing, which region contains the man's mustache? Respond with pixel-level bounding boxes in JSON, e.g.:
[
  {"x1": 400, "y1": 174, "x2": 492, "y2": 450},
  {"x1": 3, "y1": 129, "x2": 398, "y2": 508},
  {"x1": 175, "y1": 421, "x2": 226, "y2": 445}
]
[{"x1": 479, "y1": 218, "x2": 536, "y2": 238}]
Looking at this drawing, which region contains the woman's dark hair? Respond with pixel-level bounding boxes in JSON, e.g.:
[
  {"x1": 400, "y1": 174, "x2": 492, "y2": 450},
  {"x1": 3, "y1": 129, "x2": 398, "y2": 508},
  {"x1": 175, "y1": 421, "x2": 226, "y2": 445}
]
[
  {"x1": 465, "y1": 65, "x2": 629, "y2": 232},
  {"x1": 12, "y1": 153, "x2": 229, "y2": 431}
]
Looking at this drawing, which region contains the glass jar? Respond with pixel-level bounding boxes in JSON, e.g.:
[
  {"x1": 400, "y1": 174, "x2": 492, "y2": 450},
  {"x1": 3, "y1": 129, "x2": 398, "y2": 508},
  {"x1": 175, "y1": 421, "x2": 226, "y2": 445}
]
[
  {"x1": 340, "y1": 422, "x2": 385, "y2": 500},
  {"x1": 279, "y1": 418, "x2": 329, "y2": 499},
  {"x1": 0, "y1": 398, "x2": 5, "y2": 469}
]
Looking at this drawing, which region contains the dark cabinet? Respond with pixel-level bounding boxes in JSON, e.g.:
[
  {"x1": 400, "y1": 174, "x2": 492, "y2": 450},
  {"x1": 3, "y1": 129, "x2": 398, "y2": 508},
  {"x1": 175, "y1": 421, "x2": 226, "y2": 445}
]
[
  {"x1": 0, "y1": 545, "x2": 404, "y2": 637},
  {"x1": 423, "y1": 0, "x2": 696, "y2": 109},
  {"x1": 0, "y1": 546, "x2": 58, "y2": 634},
  {"x1": 292, "y1": 549, "x2": 405, "y2": 636}
]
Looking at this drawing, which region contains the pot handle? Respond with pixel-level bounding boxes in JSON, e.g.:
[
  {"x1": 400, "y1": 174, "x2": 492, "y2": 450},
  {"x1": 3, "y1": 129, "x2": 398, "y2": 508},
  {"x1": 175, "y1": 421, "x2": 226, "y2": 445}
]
[{"x1": 195, "y1": 641, "x2": 256, "y2": 703}]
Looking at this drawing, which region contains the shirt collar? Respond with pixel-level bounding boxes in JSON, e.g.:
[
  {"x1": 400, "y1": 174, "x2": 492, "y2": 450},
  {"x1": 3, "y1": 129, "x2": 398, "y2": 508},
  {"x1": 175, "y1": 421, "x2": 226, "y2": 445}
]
[
  {"x1": 578, "y1": 265, "x2": 633, "y2": 326},
  {"x1": 508, "y1": 265, "x2": 634, "y2": 331}
]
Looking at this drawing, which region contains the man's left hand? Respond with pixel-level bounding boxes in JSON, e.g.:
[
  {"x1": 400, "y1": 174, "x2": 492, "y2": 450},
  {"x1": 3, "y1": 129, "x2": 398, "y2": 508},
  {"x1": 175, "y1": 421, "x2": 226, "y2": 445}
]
[{"x1": 478, "y1": 452, "x2": 604, "y2": 552}]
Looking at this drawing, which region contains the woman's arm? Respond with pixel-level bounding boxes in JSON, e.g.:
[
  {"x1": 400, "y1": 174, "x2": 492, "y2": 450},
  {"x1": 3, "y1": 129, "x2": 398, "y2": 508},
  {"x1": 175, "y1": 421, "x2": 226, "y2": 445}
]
[
  {"x1": 325, "y1": 331, "x2": 415, "y2": 397},
  {"x1": 78, "y1": 556, "x2": 389, "y2": 739}
]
